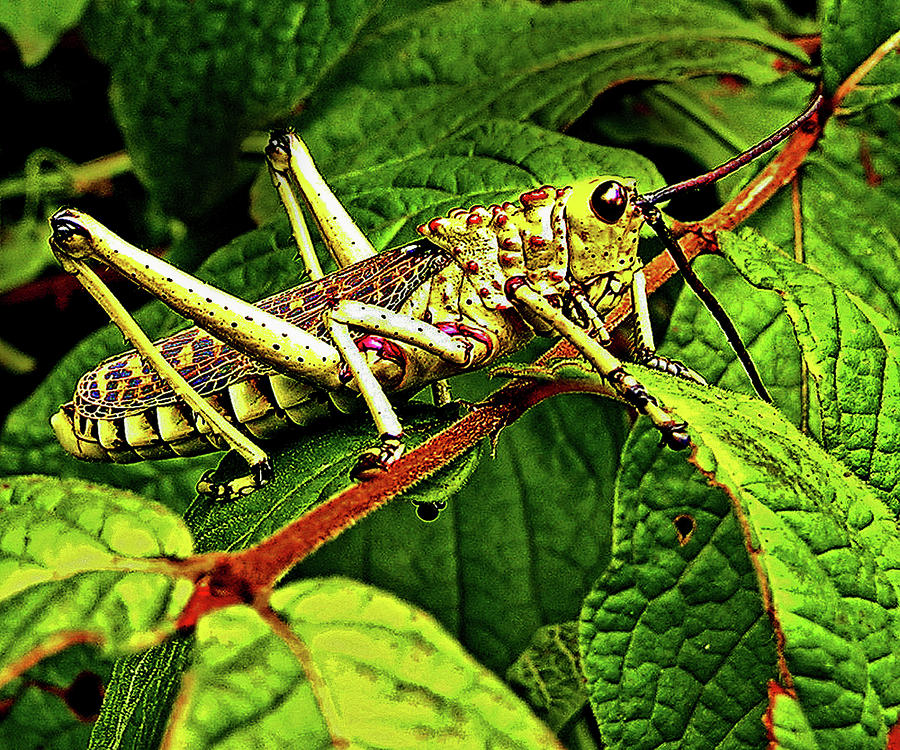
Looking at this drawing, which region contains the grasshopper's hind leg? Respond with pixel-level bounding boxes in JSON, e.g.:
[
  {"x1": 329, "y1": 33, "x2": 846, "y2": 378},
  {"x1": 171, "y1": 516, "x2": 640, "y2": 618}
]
[
  {"x1": 264, "y1": 130, "x2": 376, "y2": 274},
  {"x1": 265, "y1": 128, "x2": 457, "y2": 401},
  {"x1": 49, "y1": 221, "x2": 273, "y2": 500}
]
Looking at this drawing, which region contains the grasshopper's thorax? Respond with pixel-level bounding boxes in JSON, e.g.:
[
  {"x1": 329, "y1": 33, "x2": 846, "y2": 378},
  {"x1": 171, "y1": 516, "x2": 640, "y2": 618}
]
[
  {"x1": 415, "y1": 185, "x2": 572, "y2": 309},
  {"x1": 417, "y1": 177, "x2": 644, "y2": 318}
]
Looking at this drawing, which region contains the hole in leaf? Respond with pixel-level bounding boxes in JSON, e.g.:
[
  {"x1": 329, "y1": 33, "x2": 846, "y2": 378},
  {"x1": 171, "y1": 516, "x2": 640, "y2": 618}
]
[
  {"x1": 673, "y1": 514, "x2": 695, "y2": 546},
  {"x1": 61, "y1": 671, "x2": 105, "y2": 722}
]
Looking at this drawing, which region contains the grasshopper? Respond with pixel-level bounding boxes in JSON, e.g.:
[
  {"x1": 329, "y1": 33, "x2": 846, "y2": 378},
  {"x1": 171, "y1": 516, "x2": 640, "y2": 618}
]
[{"x1": 48, "y1": 97, "x2": 821, "y2": 517}]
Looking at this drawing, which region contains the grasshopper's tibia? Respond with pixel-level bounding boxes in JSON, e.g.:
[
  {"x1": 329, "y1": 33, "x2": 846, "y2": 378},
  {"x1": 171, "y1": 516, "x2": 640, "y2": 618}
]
[
  {"x1": 506, "y1": 276, "x2": 691, "y2": 450},
  {"x1": 628, "y1": 268, "x2": 707, "y2": 386},
  {"x1": 265, "y1": 130, "x2": 376, "y2": 270}
]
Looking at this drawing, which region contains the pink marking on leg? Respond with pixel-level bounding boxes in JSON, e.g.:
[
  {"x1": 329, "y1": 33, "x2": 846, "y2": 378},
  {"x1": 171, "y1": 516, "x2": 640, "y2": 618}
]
[
  {"x1": 435, "y1": 321, "x2": 495, "y2": 365},
  {"x1": 339, "y1": 335, "x2": 407, "y2": 384}
]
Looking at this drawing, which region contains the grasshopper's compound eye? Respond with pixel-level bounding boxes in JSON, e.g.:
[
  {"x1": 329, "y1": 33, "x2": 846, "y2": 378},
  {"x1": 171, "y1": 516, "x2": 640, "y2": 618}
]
[
  {"x1": 50, "y1": 212, "x2": 92, "y2": 247},
  {"x1": 590, "y1": 180, "x2": 628, "y2": 224}
]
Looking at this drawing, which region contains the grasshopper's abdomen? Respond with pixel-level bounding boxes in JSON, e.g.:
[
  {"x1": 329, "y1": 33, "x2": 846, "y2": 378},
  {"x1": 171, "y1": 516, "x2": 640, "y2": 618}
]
[{"x1": 52, "y1": 372, "x2": 341, "y2": 464}]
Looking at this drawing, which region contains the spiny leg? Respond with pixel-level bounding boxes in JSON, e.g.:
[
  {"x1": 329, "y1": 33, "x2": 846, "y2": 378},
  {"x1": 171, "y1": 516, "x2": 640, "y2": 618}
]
[
  {"x1": 50, "y1": 229, "x2": 273, "y2": 500},
  {"x1": 507, "y1": 278, "x2": 690, "y2": 450},
  {"x1": 265, "y1": 129, "x2": 456, "y2": 405},
  {"x1": 264, "y1": 130, "x2": 376, "y2": 271},
  {"x1": 628, "y1": 268, "x2": 707, "y2": 385}
]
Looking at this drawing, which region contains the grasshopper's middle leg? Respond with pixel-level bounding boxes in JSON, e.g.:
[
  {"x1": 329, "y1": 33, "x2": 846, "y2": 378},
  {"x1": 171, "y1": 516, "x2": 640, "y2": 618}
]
[
  {"x1": 264, "y1": 130, "x2": 376, "y2": 275},
  {"x1": 325, "y1": 300, "x2": 475, "y2": 479}
]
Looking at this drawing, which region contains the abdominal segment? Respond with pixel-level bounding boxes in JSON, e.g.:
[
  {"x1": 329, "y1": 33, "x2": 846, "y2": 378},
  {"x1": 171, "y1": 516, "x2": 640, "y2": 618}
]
[{"x1": 52, "y1": 373, "x2": 344, "y2": 463}]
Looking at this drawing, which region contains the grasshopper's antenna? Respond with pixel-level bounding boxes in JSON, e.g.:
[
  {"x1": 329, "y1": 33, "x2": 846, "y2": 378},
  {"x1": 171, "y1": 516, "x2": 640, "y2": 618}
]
[
  {"x1": 640, "y1": 95, "x2": 823, "y2": 207},
  {"x1": 634, "y1": 95, "x2": 824, "y2": 403}
]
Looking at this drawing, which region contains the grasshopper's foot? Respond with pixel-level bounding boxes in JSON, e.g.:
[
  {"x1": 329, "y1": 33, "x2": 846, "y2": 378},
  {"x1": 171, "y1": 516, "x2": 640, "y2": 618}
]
[
  {"x1": 658, "y1": 420, "x2": 691, "y2": 450},
  {"x1": 196, "y1": 459, "x2": 273, "y2": 501},
  {"x1": 607, "y1": 367, "x2": 657, "y2": 411},
  {"x1": 607, "y1": 367, "x2": 692, "y2": 451},
  {"x1": 350, "y1": 436, "x2": 405, "y2": 481},
  {"x1": 635, "y1": 347, "x2": 707, "y2": 386},
  {"x1": 413, "y1": 499, "x2": 446, "y2": 522}
]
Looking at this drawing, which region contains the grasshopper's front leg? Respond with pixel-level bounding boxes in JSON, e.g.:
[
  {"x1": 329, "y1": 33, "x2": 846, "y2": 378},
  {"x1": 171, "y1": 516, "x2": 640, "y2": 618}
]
[
  {"x1": 506, "y1": 277, "x2": 690, "y2": 450},
  {"x1": 628, "y1": 269, "x2": 707, "y2": 385}
]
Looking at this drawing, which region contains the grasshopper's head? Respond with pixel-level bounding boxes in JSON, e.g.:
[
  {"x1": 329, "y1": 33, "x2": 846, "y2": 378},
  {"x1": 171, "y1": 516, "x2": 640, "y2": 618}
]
[{"x1": 564, "y1": 177, "x2": 644, "y2": 289}]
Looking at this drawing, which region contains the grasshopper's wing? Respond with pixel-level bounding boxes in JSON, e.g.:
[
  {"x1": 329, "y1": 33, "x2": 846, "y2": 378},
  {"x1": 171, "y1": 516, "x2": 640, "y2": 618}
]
[{"x1": 73, "y1": 241, "x2": 449, "y2": 419}]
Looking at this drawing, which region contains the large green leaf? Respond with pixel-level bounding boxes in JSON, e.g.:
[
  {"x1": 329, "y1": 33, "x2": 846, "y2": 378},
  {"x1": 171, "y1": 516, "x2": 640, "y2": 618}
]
[
  {"x1": 0, "y1": 476, "x2": 193, "y2": 688},
  {"x1": 298, "y1": 0, "x2": 802, "y2": 174},
  {"x1": 161, "y1": 580, "x2": 563, "y2": 748},
  {"x1": 721, "y1": 227, "x2": 900, "y2": 512},
  {"x1": 79, "y1": 0, "x2": 380, "y2": 216},
  {"x1": 581, "y1": 367, "x2": 900, "y2": 749}
]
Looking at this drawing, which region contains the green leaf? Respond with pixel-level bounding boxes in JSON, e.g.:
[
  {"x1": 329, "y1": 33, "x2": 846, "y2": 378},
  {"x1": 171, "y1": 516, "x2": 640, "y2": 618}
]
[
  {"x1": 0, "y1": 216, "x2": 55, "y2": 295},
  {"x1": 187, "y1": 404, "x2": 479, "y2": 552},
  {"x1": 721, "y1": 228, "x2": 900, "y2": 513},
  {"x1": 299, "y1": 0, "x2": 803, "y2": 173},
  {"x1": 581, "y1": 370, "x2": 900, "y2": 749},
  {"x1": 579, "y1": 420, "x2": 775, "y2": 750},
  {"x1": 0, "y1": 0, "x2": 90, "y2": 66},
  {"x1": 0, "y1": 476, "x2": 194, "y2": 688},
  {"x1": 821, "y1": 0, "x2": 900, "y2": 94},
  {"x1": 161, "y1": 579, "x2": 563, "y2": 748},
  {"x1": 0, "y1": 645, "x2": 110, "y2": 750},
  {"x1": 506, "y1": 621, "x2": 587, "y2": 734},
  {"x1": 79, "y1": 0, "x2": 380, "y2": 216},
  {"x1": 87, "y1": 638, "x2": 192, "y2": 750}
]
